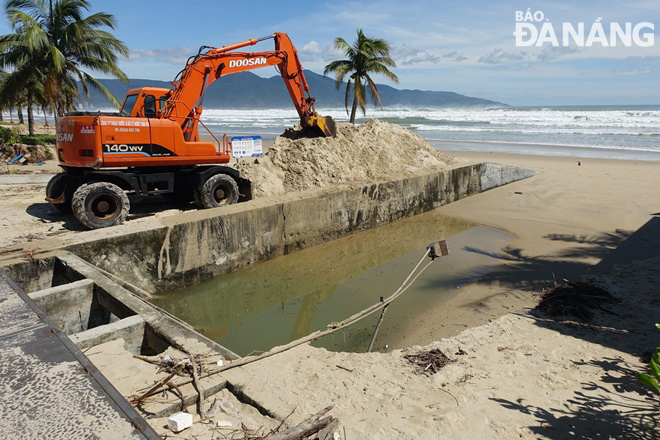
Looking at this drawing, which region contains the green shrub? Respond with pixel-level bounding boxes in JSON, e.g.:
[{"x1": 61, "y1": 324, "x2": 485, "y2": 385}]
[
  {"x1": 0, "y1": 126, "x2": 20, "y2": 146},
  {"x1": 19, "y1": 134, "x2": 56, "y2": 145},
  {"x1": 26, "y1": 145, "x2": 54, "y2": 161},
  {"x1": 637, "y1": 324, "x2": 660, "y2": 398}
]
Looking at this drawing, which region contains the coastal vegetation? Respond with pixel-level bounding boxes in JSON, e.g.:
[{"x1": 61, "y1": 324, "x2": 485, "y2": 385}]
[
  {"x1": 637, "y1": 324, "x2": 660, "y2": 399},
  {"x1": 0, "y1": 0, "x2": 128, "y2": 135},
  {"x1": 324, "y1": 29, "x2": 398, "y2": 123}
]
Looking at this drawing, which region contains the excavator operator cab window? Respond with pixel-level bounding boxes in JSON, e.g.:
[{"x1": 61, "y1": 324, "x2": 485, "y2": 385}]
[
  {"x1": 120, "y1": 94, "x2": 138, "y2": 116},
  {"x1": 159, "y1": 96, "x2": 168, "y2": 114},
  {"x1": 144, "y1": 95, "x2": 157, "y2": 118}
]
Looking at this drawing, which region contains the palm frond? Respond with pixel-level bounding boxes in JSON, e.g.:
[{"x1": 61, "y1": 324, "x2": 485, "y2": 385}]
[
  {"x1": 0, "y1": 0, "x2": 127, "y2": 115},
  {"x1": 324, "y1": 29, "x2": 398, "y2": 122},
  {"x1": 364, "y1": 74, "x2": 382, "y2": 109}
]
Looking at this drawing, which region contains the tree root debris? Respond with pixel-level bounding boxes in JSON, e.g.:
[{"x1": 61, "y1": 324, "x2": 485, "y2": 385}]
[
  {"x1": 404, "y1": 348, "x2": 454, "y2": 375},
  {"x1": 535, "y1": 279, "x2": 616, "y2": 322}
]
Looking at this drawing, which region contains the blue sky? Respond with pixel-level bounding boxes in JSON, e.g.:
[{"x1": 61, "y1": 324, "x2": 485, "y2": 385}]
[{"x1": 2, "y1": 0, "x2": 659, "y2": 105}]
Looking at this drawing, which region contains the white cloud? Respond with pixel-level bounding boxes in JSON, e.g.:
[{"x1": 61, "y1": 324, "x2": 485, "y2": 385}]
[
  {"x1": 128, "y1": 47, "x2": 195, "y2": 65},
  {"x1": 442, "y1": 51, "x2": 468, "y2": 62},
  {"x1": 536, "y1": 46, "x2": 579, "y2": 62},
  {"x1": 296, "y1": 41, "x2": 343, "y2": 64},
  {"x1": 300, "y1": 40, "x2": 323, "y2": 55},
  {"x1": 478, "y1": 48, "x2": 528, "y2": 64},
  {"x1": 612, "y1": 67, "x2": 660, "y2": 76},
  {"x1": 392, "y1": 44, "x2": 443, "y2": 65}
]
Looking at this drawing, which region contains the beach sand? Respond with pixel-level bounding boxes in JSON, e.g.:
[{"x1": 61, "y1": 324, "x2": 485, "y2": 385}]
[
  {"x1": 2, "y1": 149, "x2": 660, "y2": 437},
  {"x1": 204, "y1": 152, "x2": 660, "y2": 439}
]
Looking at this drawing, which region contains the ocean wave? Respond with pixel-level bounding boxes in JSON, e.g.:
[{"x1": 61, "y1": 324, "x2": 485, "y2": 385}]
[
  {"x1": 409, "y1": 124, "x2": 660, "y2": 136},
  {"x1": 424, "y1": 138, "x2": 660, "y2": 153}
]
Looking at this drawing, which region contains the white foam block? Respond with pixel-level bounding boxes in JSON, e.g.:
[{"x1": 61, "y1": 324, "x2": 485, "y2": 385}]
[{"x1": 168, "y1": 412, "x2": 193, "y2": 432}]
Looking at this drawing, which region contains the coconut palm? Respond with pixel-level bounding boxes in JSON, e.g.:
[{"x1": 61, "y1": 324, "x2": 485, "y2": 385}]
[
  {"x1": 324, "y1": 29, "x2": 398, "y2": 124},
  {"x1": 0, "y1": 0, "x2": 128, "y2": 133}
]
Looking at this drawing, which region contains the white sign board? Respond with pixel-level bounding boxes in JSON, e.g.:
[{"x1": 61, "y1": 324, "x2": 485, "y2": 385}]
[{"x1": 232, "y1": 136, "x2": 263, "y2": 158}]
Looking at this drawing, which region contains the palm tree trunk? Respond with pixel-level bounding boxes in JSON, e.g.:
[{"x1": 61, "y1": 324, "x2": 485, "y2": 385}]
[
  {"x1": 43, "y1": 108, "x2": 48, "y2": 127},
  {"x1": 349, "y1": 98, "x2": 358, "y2": 124},
  {"x1": 17, "y1": 105, "x2": 24, "y2": 124},
  {"x1": 0, "y1": 111, "x2": 3, "y2": 122},
  {"x1": 27, "y1": 91, "x2": 35, "y2": 136}
]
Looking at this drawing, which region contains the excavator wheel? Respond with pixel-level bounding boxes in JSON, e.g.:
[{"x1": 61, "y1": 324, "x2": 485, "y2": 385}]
[
  {"x1": 45, "y1": 173, "x2": 73, "y2": 213},
  {"x1": 197, "y1": 173, "x2": 240, "y2": 209},
  {"x1": 72, "y1": 182, "x2": 130, "y2": 229}
]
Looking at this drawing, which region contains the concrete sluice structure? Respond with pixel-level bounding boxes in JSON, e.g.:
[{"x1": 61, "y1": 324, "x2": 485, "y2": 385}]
[{"x1": 0, "y1": 163, "x2": 535, "y2": 436}]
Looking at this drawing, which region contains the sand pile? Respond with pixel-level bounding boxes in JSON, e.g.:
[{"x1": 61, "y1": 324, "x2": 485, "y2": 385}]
[{"x1": 233, "y1": 119, "x2": 458, "y2": 197}]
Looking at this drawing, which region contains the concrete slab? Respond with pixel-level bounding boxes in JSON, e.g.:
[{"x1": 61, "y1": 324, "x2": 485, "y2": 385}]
[
  {"x1": 0, "y1": 269, "x2": 159, "y2": 439},
  {"x1": 70, "y1": 315, "x2": 146, "y2": 352}
]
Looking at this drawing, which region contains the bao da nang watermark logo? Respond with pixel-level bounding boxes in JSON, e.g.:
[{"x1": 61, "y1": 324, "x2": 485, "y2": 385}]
[{"x1": 514, "y1": 9, "x2": 654, "y2": 47}]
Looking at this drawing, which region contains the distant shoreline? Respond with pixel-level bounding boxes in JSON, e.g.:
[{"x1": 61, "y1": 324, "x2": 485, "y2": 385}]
[{"x1": 206, "y1": 131, "x2": 660, "y2": 163}]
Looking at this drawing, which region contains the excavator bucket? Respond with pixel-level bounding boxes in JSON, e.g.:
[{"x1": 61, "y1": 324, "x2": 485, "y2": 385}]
[{"x1": 310, "y1": 114, "x2": 337, "y2": 137}]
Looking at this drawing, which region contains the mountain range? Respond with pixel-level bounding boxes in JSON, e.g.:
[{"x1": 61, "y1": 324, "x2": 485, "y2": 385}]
[{"x1": 80, "y1": 70, "x2": 506, "y2": 110}]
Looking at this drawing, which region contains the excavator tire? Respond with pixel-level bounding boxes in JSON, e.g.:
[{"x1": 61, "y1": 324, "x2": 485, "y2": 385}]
[
  {"x1": 72, "y1": 182, "x2": 130, "y2": 229},
  {"x1": 197, "y1": 173, "x2": 240, "y2": 209},
  {"x1": 46, "y1": 173, "x2": 73, "y2": 213}
]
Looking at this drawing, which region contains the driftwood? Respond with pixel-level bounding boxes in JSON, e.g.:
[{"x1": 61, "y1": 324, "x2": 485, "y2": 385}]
[
  {"x1": 316, "y1": 418, "x2": 341, "y2": 440},
  {"x1": 133, "y1": 354, "x2": 162, "y2": 366},
  {"x1": 131, "y1": 361, "x2": 185, "y2": 404},
  {"x1": 188, "y1": 352, "x2": 206, "y2": 419},
  {"x1": 263, "y1": 405, "x2": 336, "y2": 440},
  {"x1": 165, "y1": 381, "x2": 188, "y2": 413}
]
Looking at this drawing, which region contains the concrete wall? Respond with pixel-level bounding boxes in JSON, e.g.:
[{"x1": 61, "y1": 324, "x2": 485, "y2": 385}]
[
  {"x1": 28, "y1": 279, "x2": 95, "y2": 334},
  {"x1": 4, "y1": 163, "x2": 536, "y2": 294}
]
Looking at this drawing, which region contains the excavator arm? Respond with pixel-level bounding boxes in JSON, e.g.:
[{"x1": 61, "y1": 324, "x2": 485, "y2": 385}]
[{"x1": 163, "y1": 32, "x2": 336, "y2": 140}]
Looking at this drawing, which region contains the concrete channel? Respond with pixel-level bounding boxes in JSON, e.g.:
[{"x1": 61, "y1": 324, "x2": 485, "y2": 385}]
[{"x1": 0, "y1": 162, "x2": 536, "y2": 435}]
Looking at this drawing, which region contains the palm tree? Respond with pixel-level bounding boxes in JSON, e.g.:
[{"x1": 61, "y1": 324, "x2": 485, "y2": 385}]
[
  {"x1": 324, "y1": 29, "x2": 399, "y2": 124},
  {"x1": 0, "y1": 0, "x2": 128, "y2": 133}
]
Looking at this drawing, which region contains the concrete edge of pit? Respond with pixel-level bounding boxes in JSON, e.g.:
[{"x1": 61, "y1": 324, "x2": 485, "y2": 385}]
[{"x1": 2, "y1": 162, "x2": 537, "y2": 294}]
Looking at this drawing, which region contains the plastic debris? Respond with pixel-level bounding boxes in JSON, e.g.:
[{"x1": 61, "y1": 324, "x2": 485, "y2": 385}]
[
  {"x1": 216, "y1": 420, "x2": 233, "y2": 428},
  {"x1": 8, "y1": 153, "x2": 24, "y2": 164}
]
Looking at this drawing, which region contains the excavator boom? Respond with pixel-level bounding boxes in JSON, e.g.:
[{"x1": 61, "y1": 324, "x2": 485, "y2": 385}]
[{"x1": 164, "y1": 32, "x2": 336, "y2": 140}]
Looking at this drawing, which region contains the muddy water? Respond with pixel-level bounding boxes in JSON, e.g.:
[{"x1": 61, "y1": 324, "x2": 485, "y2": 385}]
[{"x1": 152, "y1": 210, "x2": 514, "y2": 356}]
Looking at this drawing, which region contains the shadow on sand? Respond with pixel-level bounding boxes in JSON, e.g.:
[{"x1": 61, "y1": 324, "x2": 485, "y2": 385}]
[
  {"x1": 491, "y1": 357, "x2": 658, "y2": 439},
  {"x1": 442, "y1": 215, "x2": 660, "y2": 437},
  {"x1": 24, "y1": 195, "x2": 198, "y2": 232}
]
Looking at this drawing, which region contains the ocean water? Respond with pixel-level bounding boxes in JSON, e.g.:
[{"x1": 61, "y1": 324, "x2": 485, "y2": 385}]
[{"x1": 200, "y1": 105, "x2": 660, "y2": 161}]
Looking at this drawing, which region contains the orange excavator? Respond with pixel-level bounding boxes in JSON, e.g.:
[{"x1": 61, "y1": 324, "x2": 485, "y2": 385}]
[{"x1": 47, "y1": 32, "x2": 336, "y2": 229}]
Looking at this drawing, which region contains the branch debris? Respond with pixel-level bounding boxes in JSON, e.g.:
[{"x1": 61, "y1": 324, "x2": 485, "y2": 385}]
[
  {"x1": 404, "y1": 348, "x2": 454, "y2": 375},
  {"x1": 536, "y1": 280, "x2": 616, "y2": 322}
]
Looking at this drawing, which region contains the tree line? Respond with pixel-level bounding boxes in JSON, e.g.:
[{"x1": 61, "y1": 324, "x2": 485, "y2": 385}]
[
  {"x1": 0, "y1": 0, "x2": 128, "y2": 135},
  {"x1": 0, "y1": 1, "x2": 400, "y2": 135}
]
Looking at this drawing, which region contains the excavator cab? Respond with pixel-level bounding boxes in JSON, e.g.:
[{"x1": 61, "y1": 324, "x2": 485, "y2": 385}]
[{"x1": 120, "y1": 87, "x2": 171, "y2": 119}]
